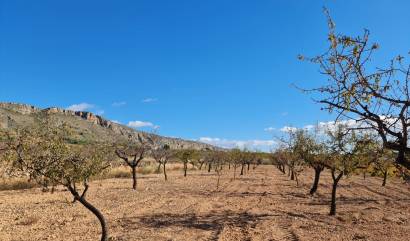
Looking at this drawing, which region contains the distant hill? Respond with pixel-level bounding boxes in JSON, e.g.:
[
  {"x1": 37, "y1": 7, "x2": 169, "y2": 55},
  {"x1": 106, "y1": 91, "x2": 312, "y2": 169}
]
[{"x1": 0, "y1": 102, "x2": 217, "y2": 150}]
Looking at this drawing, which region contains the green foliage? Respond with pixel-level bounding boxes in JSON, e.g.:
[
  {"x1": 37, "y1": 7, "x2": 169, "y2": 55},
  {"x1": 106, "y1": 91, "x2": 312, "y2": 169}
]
[{"x1": 5, "y1": 123, "x2": 113, "y2": 188}]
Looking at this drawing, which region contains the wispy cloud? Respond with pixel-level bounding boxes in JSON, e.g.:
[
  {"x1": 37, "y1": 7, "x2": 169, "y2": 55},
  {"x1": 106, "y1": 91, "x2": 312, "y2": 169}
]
[
  {"x1": 142, "y1": 98, "x2": 158, "y2": 103},
  {"x1": 280, "y1": 120, "x2": 369, "y2": 133},
  {"x1": 199, "y1": 137, "x2": 276, "y2": 151},
  {"x1": 112, "y1": 101, "x2": 126, "y2": 107},
  {"x1": 67, "y1": 103, "x2": 94, "y2": 112},
  {"x1": 111, "y1": 120, "x2": 121, "y2": 124},
  {"x1": 95, "y1": 110, "x2": 105, "y2": 115},
  {"x1": 280, "y1": 126, "x2": 298, "y2": 133},
  {"x1": 127, "y1": 120, "x2": 159, "y2": 129},
  {"x1": 264, "y1": 127, "x2": 276, "y2": 132}
]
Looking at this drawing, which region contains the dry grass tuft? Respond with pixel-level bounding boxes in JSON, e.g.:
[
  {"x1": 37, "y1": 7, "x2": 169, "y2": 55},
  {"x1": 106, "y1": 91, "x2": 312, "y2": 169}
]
[{"x1": 0, "y1": 178, "x2": 38, "y2": 191}]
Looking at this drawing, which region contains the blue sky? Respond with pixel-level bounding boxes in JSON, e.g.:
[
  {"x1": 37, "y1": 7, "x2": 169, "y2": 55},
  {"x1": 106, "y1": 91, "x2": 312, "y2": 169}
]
[{"x1": 1, "y1": 0, "x2": 410, "y2": 151}]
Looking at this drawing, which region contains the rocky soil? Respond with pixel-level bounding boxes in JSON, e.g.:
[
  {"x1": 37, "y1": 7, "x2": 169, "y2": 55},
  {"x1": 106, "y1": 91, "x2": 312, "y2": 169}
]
[{"x1": 0, "y1": 166, "x2": 409, "y2": 241}]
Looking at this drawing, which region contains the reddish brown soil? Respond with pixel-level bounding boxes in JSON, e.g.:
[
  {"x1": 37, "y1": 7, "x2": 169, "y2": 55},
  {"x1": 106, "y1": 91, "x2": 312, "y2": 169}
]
[{"x1": 0, "y1": 166, "x2": 409, "y2": 241}]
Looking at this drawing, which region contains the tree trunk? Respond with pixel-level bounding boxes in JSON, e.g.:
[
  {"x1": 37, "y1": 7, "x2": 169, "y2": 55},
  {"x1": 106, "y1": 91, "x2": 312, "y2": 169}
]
[
  {"x1": 67, "y1": 185, "x2": 108, "y2": 241},
  {"x1": 396, "y1": 149, "x2": 410, "y2": 170},
  {"x1": 382, "y1": 170, "x2": 388, "y2": 186},
  {"x1": 247, "y1": 163, "x2": 250, "y2": 171},
  {"x1": 290, "y1": 170, "x2": 294, "y2": 180},
  {"x1": 310, "y1": 167, "x2": 322, "y2": 195},
  {"x1": 184, "y1": 162, "x2": 187, "y2": 177},
  {"x1": 157, "y1": 163, "x2": 161, "y2": 173},
  {"x1": 216, "y1": 173, "x2": 221, "y2": 190},
  {"x1": 78, "y1": 197, "x2": 108, "y2": 241},
  {"x1": 228, "y1": 163, "x2": 231, "y2": 169},
  {"x1": 199, "y1": 162, "x2": 204, "y2": 170},
  {"x1": 330, "y1": 171, "x2": 343, "y2": 216},
  {"x1": 131, "y1": 166, "x2": 137, "y2": 190},
  {"x1": 240, "y1": 163, "x2": 245, "y2": 175},
  {"x1": 208, "y1": 163, "x2": 212, "y2": 173},
  {"x1": 163, "y1": 163, "x2": 168, "y2": 181},
  {"x1": 278, "y1": 165, "x2": 284, "y2": 174},
  {"x1": 295, "y1": 173, "x2": 299, "y2": 186},
  {"x1": 363, "y1": 172, "x2": 366, "y2": 180}
]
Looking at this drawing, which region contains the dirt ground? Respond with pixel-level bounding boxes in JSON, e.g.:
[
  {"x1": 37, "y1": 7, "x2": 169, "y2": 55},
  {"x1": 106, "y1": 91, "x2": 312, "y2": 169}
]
[{"x1": 0, "y1": 166, "x2": 409, "y2": 241}]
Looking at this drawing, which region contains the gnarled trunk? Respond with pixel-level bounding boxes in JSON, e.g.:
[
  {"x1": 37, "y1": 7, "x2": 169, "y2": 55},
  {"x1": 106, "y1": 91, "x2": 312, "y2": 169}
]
[
  {"x1": 382, "y1": 170, "x2": 388, "y2": 186},
  {"x1": 68, "y1": 185, "x2": 108, "y2": 241},
  {"x1": 396, "y1": 149, "x2": 410, "y2": 170},
  {"x1": 310, "y1": 167, "x2": 322, "y2": 195},
  {"x1": 78, "y1": 197, "x2": 108, "y2": 241},
  {"x1": 131, "y1": 166, "x2": 137, "y2": 190},
  {"x1": 330, "y1": 170, "x2": 343, "y2": 216},
  {"x1": 163, "y1": 163, "x2": 168, "y2": 181}
]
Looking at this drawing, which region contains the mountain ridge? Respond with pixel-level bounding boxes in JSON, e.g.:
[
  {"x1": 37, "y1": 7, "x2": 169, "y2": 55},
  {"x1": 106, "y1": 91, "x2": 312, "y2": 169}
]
[{"x1": 0, "y1": 102, "x2": 217, "y2": 150}]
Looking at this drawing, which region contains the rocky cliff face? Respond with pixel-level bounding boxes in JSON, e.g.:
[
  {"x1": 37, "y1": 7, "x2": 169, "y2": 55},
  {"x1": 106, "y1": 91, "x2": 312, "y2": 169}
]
[
  {"x1": 0, "y1": 102, "x2": 216, "y2": 150},
  {"x1": 0, "y1": 103, "x2": 40, "y2": 115}
]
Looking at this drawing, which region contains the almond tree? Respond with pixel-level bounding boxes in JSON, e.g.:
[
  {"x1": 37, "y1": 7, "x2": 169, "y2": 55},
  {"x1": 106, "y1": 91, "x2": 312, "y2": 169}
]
[
  {"x1": 213, "y1": 151, "x2": 227, "y2": 190},
  {"x1": 271, "y1": 150, "x2": 287, "y2": 174},
  {"x1": 151, "y1": 144, "x2": 173, "y2": 181},
  {"x1": 293, "y1": 128, "x2": 327, "y2": 195},
  {"x1": 6, "y1": 125, "x2": 112, "y2": 241},
  {"x1": 374, "y1": 150, "x2": 396, "y2": 186},
  {"x1": 177, "y1": 149, "x2": 201, "y2": 177},
  {"x1": 356, "y1": 135, "x2": 396, "y2": 186},
  {"x1": 301, "y1": 9, "x2": 410, "y2": 172},
  {"x1": 278, "y1": 131, "x2": 305, "y2": 185},
  {"x1": 325, "y1": 124, "x2": 363, "y2": 216},
  {"x1": 229, "y1": 148, "x2": 242, "y2": 179},
  {"x1": 115, "y1": 135, "x2": 151, "y2": 190}
]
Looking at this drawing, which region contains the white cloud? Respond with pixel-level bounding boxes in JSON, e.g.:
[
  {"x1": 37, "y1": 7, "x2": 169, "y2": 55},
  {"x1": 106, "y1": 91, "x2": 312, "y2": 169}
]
[
  {"x1": 142, "y1": 98, "x2": 158, "y2": 103},
  {"x1": 112, "y1": 101, "x2": 126, "y2": 107},
  {"x1": 280, "y1": 126, "x2": 298, "y2": 133},
  {"x1": 280, "y1": 120, "x2": 370, "y2": 134},
  {"x1": 67, "y1": 103, "x2": 94, "y2": 112},
  {"x1": 198, "y1": 137, "x2": 276, "y2": 151},
  {"x1": 127, "y1": 120, "x2": 159, "y2": 129},
  {"x1": 264, "y1": 127, "x2": 276, "y2": 132},
  {"x1": 95, "y1": 110, "x2": 105, "y2": 115}
]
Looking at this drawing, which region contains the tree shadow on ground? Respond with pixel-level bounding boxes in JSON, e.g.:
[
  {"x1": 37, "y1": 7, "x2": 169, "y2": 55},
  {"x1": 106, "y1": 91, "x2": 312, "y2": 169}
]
[{"x1": 121, "y1": 210, "x2": 276, "y2": 241}]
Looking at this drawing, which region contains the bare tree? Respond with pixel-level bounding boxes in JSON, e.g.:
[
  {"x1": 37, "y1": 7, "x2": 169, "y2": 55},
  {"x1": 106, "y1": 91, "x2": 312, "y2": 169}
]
[
  {"x1": 229, "y1": 149, "x2": 242, "y2": 180},
  {"x1": 115, "y1": 135, "x2": 151, "y2": 190},
  {"x1": 151, "y1": 144, "x2": 174, "y2": 181},
  {"x1": 300, "y1": 8, "x2": 410, "y2": 172}
]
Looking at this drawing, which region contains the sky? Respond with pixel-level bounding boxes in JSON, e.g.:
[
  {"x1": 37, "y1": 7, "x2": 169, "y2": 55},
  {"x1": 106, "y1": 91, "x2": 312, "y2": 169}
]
[{"x1": 1, "y1": 0, "x2": 410, "y2": 151}]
